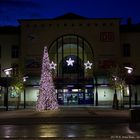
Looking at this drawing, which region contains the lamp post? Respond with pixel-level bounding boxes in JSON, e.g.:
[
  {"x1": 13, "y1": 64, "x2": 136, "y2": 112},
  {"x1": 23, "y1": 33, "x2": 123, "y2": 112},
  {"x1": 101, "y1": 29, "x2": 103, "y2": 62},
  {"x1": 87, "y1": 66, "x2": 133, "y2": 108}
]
[
  {"x1": 112, "y1": 76, "x2": 118, "y2": 109},
  {"x1": 94, "y1": 76, "x2": 98, "y2": 106},
  {"x1": 23, "y1": 76, "x2": 28, "y2": 109},
  {"x1": 124, "y1": 66, "x2": 133, "y2": 109},
  {"x1": 3, "y1": 68, "x2": 13, "y2": 111}
]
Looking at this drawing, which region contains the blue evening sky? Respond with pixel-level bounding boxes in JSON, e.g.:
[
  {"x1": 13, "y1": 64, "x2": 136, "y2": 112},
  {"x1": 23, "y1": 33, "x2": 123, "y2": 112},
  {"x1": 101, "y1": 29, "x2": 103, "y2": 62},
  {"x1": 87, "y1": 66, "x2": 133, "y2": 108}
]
[{"x1": 0, "y1": 0, "x2": 140, "y2": 26}]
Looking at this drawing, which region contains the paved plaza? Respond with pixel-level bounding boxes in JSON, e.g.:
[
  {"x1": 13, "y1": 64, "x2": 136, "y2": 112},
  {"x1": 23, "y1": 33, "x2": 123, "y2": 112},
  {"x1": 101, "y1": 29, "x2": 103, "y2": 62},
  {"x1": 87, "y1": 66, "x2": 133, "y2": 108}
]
[{"x1": 0, "y1": 107, "x2": 140, "y2": 140}]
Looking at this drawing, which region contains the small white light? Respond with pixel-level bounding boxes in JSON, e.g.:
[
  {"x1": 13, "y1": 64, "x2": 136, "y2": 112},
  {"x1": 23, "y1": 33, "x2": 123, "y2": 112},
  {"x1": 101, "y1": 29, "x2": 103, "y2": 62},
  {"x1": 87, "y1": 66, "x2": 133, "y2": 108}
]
[
  {"x1": 112, "y1": 75, "x2": 117, "y2": 81},
  {"x1": 72, "y1": 89, "x2": 79, "y2": 92},
  {"x1": 23, "y1": 77, "x2": 26, "y2": 82},
  {"x1": 4, "y1": 68, "x2": 13, "y2": 72},
  {"x1": 5, "y1": 70, "x2": 10, "y2": 76},
  {"x1": 127, "y1": 69, "x2": 132, "y2": 74},
  {"x1": 124, "y1": 66, "x2": 133, "y2": 70}
]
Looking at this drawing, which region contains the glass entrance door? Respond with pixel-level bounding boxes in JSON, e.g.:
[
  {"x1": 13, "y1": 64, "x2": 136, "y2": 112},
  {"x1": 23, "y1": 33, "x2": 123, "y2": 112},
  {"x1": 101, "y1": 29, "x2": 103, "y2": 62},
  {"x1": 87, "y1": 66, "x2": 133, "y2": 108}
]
[
  {"x1": 57, "y1": 88, "x2": 94, "y2": 105},
  {"x1": 85, "y1": 88, "x2": 94, "y2": 104},
  {"x1": 78, "y1": 92, "x2": 84, "y2": 104},
  {"x1": 66, "y1": 93, "x2": 78, "y2": 105}
]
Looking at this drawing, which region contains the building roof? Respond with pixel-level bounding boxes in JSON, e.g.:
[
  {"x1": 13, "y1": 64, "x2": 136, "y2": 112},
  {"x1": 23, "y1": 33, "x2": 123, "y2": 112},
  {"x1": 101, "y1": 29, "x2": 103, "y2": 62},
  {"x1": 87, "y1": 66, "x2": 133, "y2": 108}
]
[
  {"x1": 54, "y1": 13, "x2": 88, "y2": 19},
  {"x1": 19, "y1": 13, "x2": 88, "y2": 23},
  {"x1": 19, "y1": 13, "x2": 120, "y2": 24}
]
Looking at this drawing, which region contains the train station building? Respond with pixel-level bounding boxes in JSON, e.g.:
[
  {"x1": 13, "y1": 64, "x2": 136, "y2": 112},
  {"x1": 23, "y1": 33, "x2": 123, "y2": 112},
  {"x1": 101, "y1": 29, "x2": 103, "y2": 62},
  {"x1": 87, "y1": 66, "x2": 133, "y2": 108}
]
[{"x1": 0, "y1": 13, "x2": 140, "y2": 108}]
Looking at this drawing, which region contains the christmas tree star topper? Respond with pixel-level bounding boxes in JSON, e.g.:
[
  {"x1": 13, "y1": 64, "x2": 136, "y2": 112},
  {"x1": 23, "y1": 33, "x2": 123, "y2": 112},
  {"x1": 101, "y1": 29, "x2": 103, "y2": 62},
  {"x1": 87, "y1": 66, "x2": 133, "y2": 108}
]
[
  {"x1": 66, "y1": 58, "x2": 74, "y2": 66},
  {"x1": 84, "y1": 61, "x2": 93, "y2": 69}
]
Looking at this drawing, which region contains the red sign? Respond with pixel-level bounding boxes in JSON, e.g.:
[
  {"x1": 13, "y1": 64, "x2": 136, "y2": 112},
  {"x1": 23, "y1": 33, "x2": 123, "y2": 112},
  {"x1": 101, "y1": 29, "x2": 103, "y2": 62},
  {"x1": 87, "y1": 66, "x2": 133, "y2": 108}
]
[{"x1": 100, "y1": 32, "x2": 114, "y2": 42}]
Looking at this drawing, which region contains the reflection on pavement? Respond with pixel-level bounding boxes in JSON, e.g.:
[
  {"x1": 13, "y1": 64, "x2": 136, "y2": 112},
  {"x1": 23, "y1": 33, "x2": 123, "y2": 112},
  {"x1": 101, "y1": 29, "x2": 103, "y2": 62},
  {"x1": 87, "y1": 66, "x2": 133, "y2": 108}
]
[{"x1": 0, "y1": 124, "x2": 140, "y2": 139}]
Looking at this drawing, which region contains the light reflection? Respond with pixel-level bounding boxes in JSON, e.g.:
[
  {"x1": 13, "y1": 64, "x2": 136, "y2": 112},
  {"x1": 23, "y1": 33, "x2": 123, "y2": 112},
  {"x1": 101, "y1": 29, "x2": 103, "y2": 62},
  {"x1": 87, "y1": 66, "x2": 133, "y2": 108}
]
[
  {"x1": 67, "y1": 133, "x2": 76, "y2": 137},
  {"x1": 4, "y1": 136, "x2": 10, "y2": 138},
  {"x1": 4, "y1": 126, "x2": 13, "y2": 138},
  {"x1": 40, "y1": 135, "x2": 48, "y2": 138},
  {"x1": 37, "y1": 125, "x2": 59, "y2": 137},
  {"x1": 1, "y1": 124, "x2": 139, "y2": 138},
  {"x1": 39, "y1": 133, "x2": 58, "y2": 137},
  {"x1": 126, "y1": 126, "x2": 136, "y2": 134},
  {"x1": 22, "y1": 136, "x2": 28, "y2": 138},
  {"x1": 85, "y1": 134, "x2": 95, "y2": 137},
  {"x1": 126, "y1": 86, "x2": 130, "y2": 96},
  {"x1": 66, "y1": 125, "x2": 77, "y2": 137}
]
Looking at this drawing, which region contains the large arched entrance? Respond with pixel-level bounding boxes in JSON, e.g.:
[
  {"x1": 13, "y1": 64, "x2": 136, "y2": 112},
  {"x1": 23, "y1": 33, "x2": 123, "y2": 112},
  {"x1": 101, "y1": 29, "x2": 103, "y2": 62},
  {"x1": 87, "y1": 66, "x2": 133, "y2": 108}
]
[{"x1": 49, "y1": 34, "x2": 94, "y2": 105}]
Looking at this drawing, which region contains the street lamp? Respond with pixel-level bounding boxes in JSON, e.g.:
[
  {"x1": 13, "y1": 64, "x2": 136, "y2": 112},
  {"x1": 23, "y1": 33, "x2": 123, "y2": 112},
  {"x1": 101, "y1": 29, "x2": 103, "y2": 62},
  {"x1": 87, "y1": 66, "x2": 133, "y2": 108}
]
[
  {"x1": 23, "y1": 76, "x2": 28, "y2": 82},
  {"x1": 4, "y1": 68, "x2": 13, "y2": 76},
  {"x1": 23, "y1": 76, "x2": 28, "y2": 109},
  {"x1": 3, "y1": 68, "x2": 13, "y2": 111},
  {"x1": 124, "y1": 66, "x2": 133, "y2": 109},
  {"x1": 94, "y1": 76, "x2": 98, "y2": 106},
  {"x1": 124, "y1": 66, "x2": 133, "y2": 74},
  {"x1": 112, "y1": 75, "x2": 118, "y2": 109}
]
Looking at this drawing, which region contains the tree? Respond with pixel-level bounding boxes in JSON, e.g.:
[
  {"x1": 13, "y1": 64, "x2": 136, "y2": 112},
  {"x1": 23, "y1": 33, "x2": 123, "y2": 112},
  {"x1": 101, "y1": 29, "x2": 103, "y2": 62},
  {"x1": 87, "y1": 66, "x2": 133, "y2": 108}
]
[
  {"x1": 36, "y1": 46, "x2": 59, "y2": 111},
  {"x1": 11, "y1": 71, "x2": 24, "y2": 109},
  {"x1": 108, "y1": 65, "x2": 126, "y2": 109}
]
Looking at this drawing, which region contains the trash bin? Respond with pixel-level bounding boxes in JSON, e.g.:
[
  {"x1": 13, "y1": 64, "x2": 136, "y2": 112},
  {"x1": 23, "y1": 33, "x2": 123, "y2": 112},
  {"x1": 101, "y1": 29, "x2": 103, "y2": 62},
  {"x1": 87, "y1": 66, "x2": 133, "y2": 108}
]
[{"x1": 130, "y1": 108, "x2": 140, "y2": 123}]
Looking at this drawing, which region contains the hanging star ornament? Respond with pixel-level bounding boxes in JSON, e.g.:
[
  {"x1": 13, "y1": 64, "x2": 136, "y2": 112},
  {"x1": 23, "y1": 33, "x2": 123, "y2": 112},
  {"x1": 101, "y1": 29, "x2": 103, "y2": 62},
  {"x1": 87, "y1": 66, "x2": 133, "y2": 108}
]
[
  {"x1": 66, "y1": 58, "x2": 74, "y2": 66},
  {"x1": 49, "y1": 61, "x2": 57, "y2": 69},
  {"x1": 84, "y1": 61, "x2": 93, "y2": 69}
]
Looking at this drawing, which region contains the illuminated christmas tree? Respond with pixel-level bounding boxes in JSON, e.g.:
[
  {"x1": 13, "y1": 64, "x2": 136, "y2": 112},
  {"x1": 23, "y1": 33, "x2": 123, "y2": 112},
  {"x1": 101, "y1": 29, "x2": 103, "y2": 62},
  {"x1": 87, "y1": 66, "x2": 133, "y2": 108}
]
[{"x1": 36, "y1": 46, "x2": 59, "y2": 111}]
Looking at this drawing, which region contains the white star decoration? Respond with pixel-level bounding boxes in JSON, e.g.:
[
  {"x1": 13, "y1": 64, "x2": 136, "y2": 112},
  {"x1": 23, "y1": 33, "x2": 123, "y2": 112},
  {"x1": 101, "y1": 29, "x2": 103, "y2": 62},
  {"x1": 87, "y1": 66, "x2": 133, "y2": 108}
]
[
  {"x1": 49, "y1": 61, "x2": 57, "y2": 69},
  {"x1": 49, "y1": 59, "x2": 93, "y2": 69},
  {"x1": 66, "y1": 58, "x2": 74, "y2": 66},
  {"x1": 84, "y1": 61, "x2": 93, "y2": 69}
]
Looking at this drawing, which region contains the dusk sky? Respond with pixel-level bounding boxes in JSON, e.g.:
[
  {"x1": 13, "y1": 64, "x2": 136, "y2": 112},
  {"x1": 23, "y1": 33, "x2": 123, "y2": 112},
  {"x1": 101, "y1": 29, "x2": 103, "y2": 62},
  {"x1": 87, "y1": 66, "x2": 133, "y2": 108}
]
[{"x1": 0, "y1": 0, "x2": 140, "y2": 26}]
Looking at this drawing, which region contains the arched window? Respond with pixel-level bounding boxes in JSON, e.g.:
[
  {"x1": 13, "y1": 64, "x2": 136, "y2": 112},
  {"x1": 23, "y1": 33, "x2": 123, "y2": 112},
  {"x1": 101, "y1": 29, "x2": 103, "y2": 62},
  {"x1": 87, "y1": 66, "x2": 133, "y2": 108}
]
[{"x1": 49, "y1": 34, "x2": 94, "y2": 78}]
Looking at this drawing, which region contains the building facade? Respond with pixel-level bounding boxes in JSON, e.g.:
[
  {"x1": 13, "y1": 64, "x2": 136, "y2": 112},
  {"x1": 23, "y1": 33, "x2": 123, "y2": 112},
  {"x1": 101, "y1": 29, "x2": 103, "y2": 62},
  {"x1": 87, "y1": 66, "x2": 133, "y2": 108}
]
[{"x1": 0, "y1": 13, "x2": 140, "y2": 108}]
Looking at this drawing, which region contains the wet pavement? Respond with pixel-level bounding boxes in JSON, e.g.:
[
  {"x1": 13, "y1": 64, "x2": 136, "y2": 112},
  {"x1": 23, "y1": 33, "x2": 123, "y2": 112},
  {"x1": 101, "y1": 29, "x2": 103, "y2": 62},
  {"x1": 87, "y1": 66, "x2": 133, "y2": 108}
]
[
  {"x1": 0, "y1": 123, "x2": 140, "y2": 139},
  {"x1": 0, "y1": 123, "x2": 140, "y2": 140},
  {"x1": 0, "y1": 107, "x2": 140, "y2": 140}
]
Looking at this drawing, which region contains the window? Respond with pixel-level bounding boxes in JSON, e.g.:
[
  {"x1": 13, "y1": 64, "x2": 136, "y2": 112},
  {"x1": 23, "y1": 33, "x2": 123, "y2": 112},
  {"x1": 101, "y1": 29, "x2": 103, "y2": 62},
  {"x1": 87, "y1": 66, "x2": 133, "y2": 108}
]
[
  {"x1": 123, "y1": 44, "x2": 131, "y2": 57},
  {"x1": 11, "y1": 45, "x2": 19, "y2": 58},
  {"x1": 49, "y1": 34, "x2": 94, "y2": 77}
]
